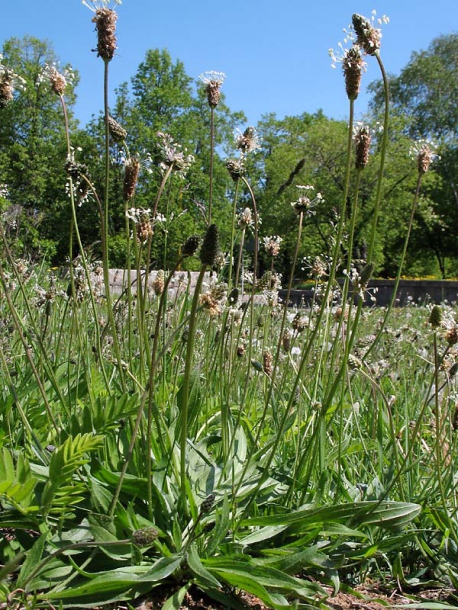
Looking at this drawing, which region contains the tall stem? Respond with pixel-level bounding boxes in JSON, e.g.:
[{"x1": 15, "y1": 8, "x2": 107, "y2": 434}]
[
  {"x1": 179, "y1": 266, "x2": 207, "y2": 514},
  {"x1": 366, "y1": 53, "x2": 389, "y2": 264},
  {"x1": 208, "y1": 107, "x2": 215, "y2": 225},
  {"x1": 101, "y1": 58, "x2": 126, "y2": 392}
]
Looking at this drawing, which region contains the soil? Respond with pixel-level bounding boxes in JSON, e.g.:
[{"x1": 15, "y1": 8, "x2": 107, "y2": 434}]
[{"x1": 122, "y1": 582, "x2": 458, "y2": 610}]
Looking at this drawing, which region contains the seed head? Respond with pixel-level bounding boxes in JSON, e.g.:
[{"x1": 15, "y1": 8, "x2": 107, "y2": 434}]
[
  {"x1": 263, "y1": 350, "x2": 273, "y2": 376},
  {"x1": 182, "y1": 235, "x2": 200, "y2": 257},
  {"x1": 418, "y1": 145, "x2": 433, "y2": 174},
  {"x1": 291, "y1": 185, "x2": 323, "y2": 217},
  {"x1": 354, "y1": 124, "x2": 372, "y2": 169},
  {"x1": 343, "y1": 46, "x2": 365, "y2": 100},
  {"x1": 200, "y1": 224, "x2": 219, "y2": 266},
  {"x1": 352, "y1": 13, "x2": 382, "y2": 56},
  {"x1": 131, "y1": 526, "x2": 159, "y2": 547},
  {"x1": 108, "y1": 116, "x2": 127, "y2": 143},
  {"x1": 263, "y1": 235, "x2": 283, "y2": 257},
  {"x1": 225, "y1": 158, "x2": 245, "y2": 181},
  {"x1": 199, "y1": 71, "x2": 226, "y2": 108},
  {"x1": 429, "y1": 305, "x2": 442, "y2": 329},
  {"x1": 235, "y1": 127, "x2": 260, "y2": 155},
  {"x1": 0, "y1": 78, "x2": 13, "y2": 108},
  {"x1": 152, "y1": 270, "x2": 165, "y2": 296},
  {"x1": 444, "y1": 325, "x2": 458, "y2": 346},
  {"x1": 282, "y1": 329, "x2": 292, "y2": 353},
  {"x1": 200, "y1": 493, "x2": 216, "y2": 514},
  {"x1": 123, "y1": 157, "x2": 140, "y2": 201},
  {"x1": 0, "y1": 58, "x2": 26, "y2": 108},
  {"x1": 292, "y1": 313, "x2": 309, "y2": 333},
  {"x1": 92, "y1": 8, "x2": 118, "y2": 62},
  {"x1": 39, "y1": 64, "x2": 71, "y2": 96},
  {"x1": 238, "y1": 207, "x2": 253, "y2": 229}
]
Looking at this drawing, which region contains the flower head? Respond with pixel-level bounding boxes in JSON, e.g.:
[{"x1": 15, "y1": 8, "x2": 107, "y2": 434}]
[
  {"x1": 199, "y1": 71, "x2": 226, "y2": 108},
  {"x1": 410, "y1": 139, "x2": 440, "y2": 174},
  {"x1": 238, "y1": 207, "x2": 253, "y2": 230},
  {"x1": 82, "y1": 0, "x2": 122, "y2": 13},
  {"x1": 342, "y1": 46, "x2": 366, "y2": 100},
  {"x1": 108, "y1": 115, "x2": 127, "y2": 143},
  {"x1": 0, "y1": 55, "x2": 26, "y2": 108},
  {"x1": 291, "y1": 185, "x2": 323, "y2": 216},
  {"x1": 225, "y1": 158, "x2": 245, "y2": 181},
  {"x1": 123, "y1": 157, "x2": 141, "y2": 201},
  {"x1": 263, "y1": 235, "x2": 283, "y2": 257},
  {"x1": 353, "y1": 123, "x2": 372, "y2": 169},
  {"x1": 39, "y1": 63, "x2": 74, "y2": 96},
  {"x1": 235, "y1": 126, "x2": 261, "y2": 155},
  {"x1": 153, "y1": 132, "x2": 194, "y2": 177},
  {"x1": 351, "y1": 11, "x2": 389, "y2": 56},
  {"x1": 83, "y1": 1, "x2": 121, "y2": 62}
]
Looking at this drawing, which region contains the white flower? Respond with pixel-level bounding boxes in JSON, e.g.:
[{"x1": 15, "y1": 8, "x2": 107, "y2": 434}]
[
  {"x1": 234, "y1": 126, "x2": 261, "y2": 155},
  {"x1": 291, "y1": 185, "x2": 323, "y2": 216},
  {"x1": 39, "y1": 63, "x2": 75, "y2": 95},
  {"x1": 199, "y1": 71, "x2": 226, "y2": 85},
  {"x1": 263, "y1": 235, "x2": 283, "y2": 257},
  {"x1": 82, "y1": 0, "x2": 121, "y2": 12}
]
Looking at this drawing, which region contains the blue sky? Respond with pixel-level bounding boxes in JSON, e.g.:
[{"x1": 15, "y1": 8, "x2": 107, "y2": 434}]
[{"x1": 2, "y1": 0, "x2": 457, "y2": 128}]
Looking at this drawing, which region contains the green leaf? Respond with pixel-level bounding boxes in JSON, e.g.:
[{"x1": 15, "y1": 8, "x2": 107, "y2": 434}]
[
  {"x1": 187, "y1": 544, "x2": 221, "y2": 589},
  {"x1": 243, "y1": 501, "x2": 421, "y2": 531},
  {"x1": 16, "y1": 533, "x2": 47, "y2": 589},
  {"x1": 205, "y1": 494, "x2": 230, "y2": 555},
  {"x1": 162, "y1": 584, "x2": 190, "y2": 610},
  {"x1": 204, "y1": 557, "x2": 325, "y2": 609}
]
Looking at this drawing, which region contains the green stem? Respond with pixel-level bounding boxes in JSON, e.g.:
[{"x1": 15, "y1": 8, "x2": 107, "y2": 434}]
[
  {"x1": 208, "y1": 107, "x2": 215, "y2": 225},
  {"x1": 101, "y1": 58, "x2": 126, "y2": 393},
  {"x1": 366, "y1": 52, "x2": 389, "y2": 264},
  {"x1": 179, "y1": 265, "x2": 207, "y2": 514},
  {"x1": 227, "y1": 179, "x2": 240, "y2": 290}
]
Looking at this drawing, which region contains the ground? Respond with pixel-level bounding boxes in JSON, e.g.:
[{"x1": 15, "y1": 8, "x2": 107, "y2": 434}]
[{"x1": 115, "y1": 582, "x2": 458, "y2": 610}]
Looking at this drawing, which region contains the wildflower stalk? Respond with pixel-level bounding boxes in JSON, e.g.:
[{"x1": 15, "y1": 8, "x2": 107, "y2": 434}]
[
  {"x1": 284, "y1": 100, "x2": 356, "y2": 505},
  {"x1": 101, "y1": 58, "x2": 126, "y2": 392},
  {"x1": 179, "y1": 265, "x2": 207, "y2": 514},
  {"x1": 209, "y1": 107, "x2": 215, "y2": 225},
  {"x1": 364, "y1": 172, "x2": 423, "y2": 360},
  {"x1": 227, "y1": 179, "x2": 240, "y2": 290},
  {"x1": 57, "y1": 83, "x2": 109, "y2": 389},
  {"x1": 0, "y1": 265, "x2": 61, "y2": 435},
  {"x1": 109, "y1": 260, "x2": 185, "y2": 519},
  {"x1": 232, "y1": 210, "x2": 305, "y2": 502},
  {"x1": 366, "y1": 53, "x2": 389, "y2": 264},
  {"x1": 234, "y1": 226, "x2": 245, "y2": 290}
]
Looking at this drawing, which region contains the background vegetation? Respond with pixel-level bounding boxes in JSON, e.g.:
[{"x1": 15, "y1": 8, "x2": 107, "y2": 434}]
[{"x1": 2, "y1": 33, "x2": 458, "y2": 277}]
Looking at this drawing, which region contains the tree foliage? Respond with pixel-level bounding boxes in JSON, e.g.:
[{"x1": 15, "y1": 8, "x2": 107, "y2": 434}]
[
  {"x1": 369, "y1": 34, "x2": 458, "y2": 142},
  {"x1": 0, "y1": 36, "x2": 78, "y2": 258}
]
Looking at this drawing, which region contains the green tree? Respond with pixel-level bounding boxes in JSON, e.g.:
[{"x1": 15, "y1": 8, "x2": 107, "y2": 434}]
[
  {"x1": 0, "y1": 36, "x2": 78, "y2": 260},
  {"x1": 369, "y1": 34, "x2": 458, "y2": 141},
  {"x1": 81, "y1": 49, "x2": 245, "y2": 268},
  {"x1": 251, "y1": 112, "x2": 424, "y2": 280},
  {"x1": 368, "y1": 34, "x2": 458, "y2": 276}
]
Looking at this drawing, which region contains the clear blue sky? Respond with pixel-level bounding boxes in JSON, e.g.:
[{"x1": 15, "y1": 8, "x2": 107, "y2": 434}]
[{"x1": 2, "y1": 0, "x2": 457, "y2": 127}]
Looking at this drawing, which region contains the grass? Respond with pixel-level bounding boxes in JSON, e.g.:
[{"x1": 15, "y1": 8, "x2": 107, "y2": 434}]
[{"x1": 1, "y1": 4, "x2": 458, "y2": 609}]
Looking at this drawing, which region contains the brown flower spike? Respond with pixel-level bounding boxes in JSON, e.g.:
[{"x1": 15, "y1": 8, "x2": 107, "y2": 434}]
[
  {"x1": 92, "y1": 8, "x2": 118, "y2": 62},
  {"x1": 343, "y1": 46, "x2": 365, "y2": 101},
  {"x1": 354, "y1": 125, "x2": 372, "y2": 170},
  {"x1": 199, "y1": 71, "x2": 226, "y2": 109},
  {"x1": 352, "y1": 14, "x2": 381, "y2": 56},
  {"x1": 0, "y1": 71, "x2": 14, "y2": 108},
  {"x1": 123, "y1": 157, "x2": 140, "y2": 201}
]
